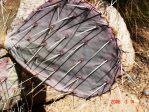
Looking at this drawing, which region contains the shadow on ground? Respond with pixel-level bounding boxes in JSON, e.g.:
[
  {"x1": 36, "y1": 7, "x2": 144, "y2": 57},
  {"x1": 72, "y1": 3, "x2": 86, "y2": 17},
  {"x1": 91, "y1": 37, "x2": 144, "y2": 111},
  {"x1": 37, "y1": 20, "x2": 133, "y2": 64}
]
[{"x1": 12, "y1": 57, "x2": 47, "y2": 112}]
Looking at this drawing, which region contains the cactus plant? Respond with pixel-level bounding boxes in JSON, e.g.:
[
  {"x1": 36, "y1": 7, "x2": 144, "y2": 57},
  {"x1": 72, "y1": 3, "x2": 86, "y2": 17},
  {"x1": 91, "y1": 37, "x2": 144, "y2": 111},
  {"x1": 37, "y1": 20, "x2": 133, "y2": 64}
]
[
  {"x1": 0, "y1": 57, "x2": 20, "y2": 110},
  {"x1": 1, "y1": 0, "x2": 121, "y2": 99}
]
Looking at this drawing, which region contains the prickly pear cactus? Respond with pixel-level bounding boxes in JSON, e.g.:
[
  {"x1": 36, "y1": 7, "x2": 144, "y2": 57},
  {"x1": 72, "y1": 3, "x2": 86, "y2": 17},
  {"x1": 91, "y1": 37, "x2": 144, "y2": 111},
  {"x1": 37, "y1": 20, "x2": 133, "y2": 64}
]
[
  {"x1": 0, "y1": 57, "x2": 20, "y2": 110},
  {"x1": 5, "y1": 0, "x2": 121, "y2": 98}
]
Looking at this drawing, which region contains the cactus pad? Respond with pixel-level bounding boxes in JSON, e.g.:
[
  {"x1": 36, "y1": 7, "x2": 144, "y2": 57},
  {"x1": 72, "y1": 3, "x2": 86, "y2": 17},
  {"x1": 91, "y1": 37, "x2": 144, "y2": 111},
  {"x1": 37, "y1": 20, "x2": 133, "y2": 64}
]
[
  {"x1": 5, "y1": 0, "x2": 121, "y2": 98},
  {"x1": 0, "y1": 57, "x2": 20, "y2": 110}
]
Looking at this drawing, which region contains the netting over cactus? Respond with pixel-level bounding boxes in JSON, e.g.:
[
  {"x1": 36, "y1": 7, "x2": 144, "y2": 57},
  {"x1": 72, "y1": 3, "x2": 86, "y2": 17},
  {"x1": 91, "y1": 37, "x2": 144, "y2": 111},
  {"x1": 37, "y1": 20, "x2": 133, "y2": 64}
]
[{"x1": 5, "y1": 0, "x2": 121, "y2": 99}]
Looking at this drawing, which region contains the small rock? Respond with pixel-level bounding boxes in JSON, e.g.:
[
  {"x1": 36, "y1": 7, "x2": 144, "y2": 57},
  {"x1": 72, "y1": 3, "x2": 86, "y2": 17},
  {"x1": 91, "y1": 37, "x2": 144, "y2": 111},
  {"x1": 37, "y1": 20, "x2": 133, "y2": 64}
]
[{"x1": 143, "y1": 90, "x2": 149, "y2": 95}]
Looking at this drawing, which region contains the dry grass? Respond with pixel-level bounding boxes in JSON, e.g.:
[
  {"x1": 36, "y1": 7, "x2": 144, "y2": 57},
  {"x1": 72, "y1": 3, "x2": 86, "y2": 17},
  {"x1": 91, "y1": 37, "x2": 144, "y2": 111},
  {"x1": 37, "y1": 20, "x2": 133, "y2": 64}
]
[
  {"x1": 0, "y1": 0, "x2": 20, "y2": 33},
  {"x1": 115, "y1": 0, "x2": 149, "y2": 98}
]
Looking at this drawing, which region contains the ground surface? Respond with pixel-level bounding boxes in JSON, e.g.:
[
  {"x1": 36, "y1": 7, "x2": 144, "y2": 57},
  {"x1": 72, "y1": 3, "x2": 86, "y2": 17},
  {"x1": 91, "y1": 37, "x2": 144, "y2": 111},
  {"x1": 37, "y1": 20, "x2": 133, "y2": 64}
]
[{"x1": 0, "y1": 0, "x2": 149, "y2": 112}]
